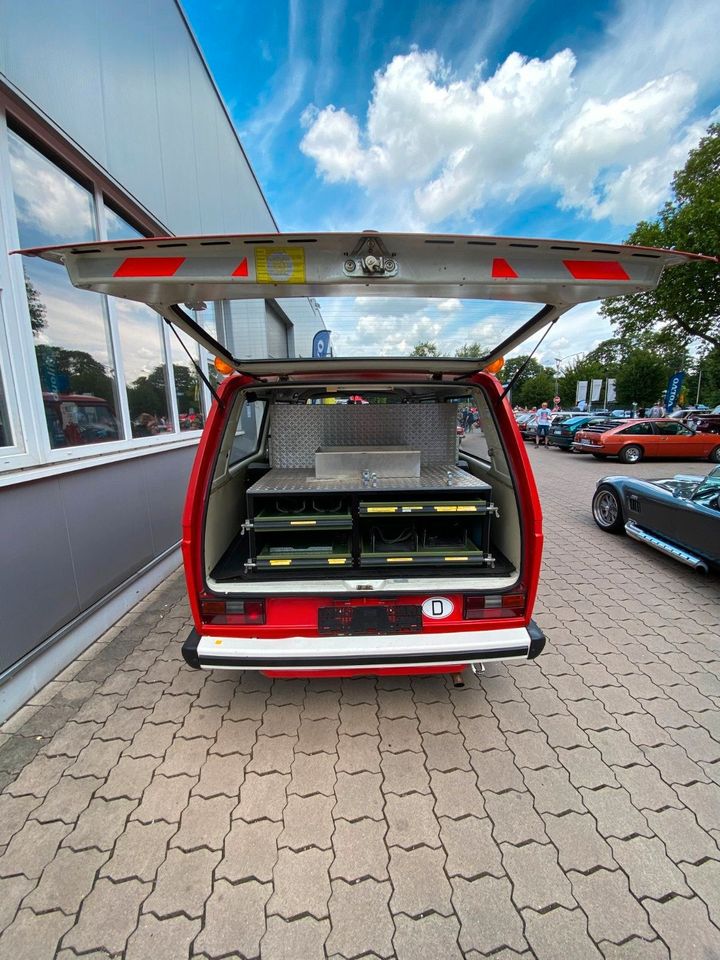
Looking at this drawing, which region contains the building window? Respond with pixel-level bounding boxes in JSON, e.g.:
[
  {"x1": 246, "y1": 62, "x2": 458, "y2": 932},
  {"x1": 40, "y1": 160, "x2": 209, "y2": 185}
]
[
  {"x1": 104, "y1": 203, "x2": 145, "y2": 241},
  {"x1": 170, "y1": 329, "x2": 204, "y2": 430},
  {"x1": 0, "y1": 368, "x2": 12, "y2": 448},
  {"x1": 8, "y1": 131, "x2": 122, "y2": 449},
  {"x1": 116, "y1": 301, "x2": 172, "y2": 437},
  {"x1": 102, "y1": 205, "x2": 173, "y2": 438}
]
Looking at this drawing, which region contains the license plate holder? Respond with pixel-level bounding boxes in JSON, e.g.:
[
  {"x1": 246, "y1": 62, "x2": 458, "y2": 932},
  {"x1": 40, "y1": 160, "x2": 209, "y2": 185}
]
[{"x1": 319, "y1": 604, "x2": 423, "y2": 635}]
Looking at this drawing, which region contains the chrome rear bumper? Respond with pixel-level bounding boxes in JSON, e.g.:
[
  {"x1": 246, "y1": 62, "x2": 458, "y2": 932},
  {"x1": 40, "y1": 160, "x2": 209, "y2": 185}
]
[{"x1": 182, "y1": 622, "x2": 546, "y2": 671}]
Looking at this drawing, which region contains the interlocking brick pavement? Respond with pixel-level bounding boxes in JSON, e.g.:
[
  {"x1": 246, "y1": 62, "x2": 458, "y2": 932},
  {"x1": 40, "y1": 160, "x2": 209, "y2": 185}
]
[{"x1": 0, "y1": 450, "x2": 719, "y2": 957}]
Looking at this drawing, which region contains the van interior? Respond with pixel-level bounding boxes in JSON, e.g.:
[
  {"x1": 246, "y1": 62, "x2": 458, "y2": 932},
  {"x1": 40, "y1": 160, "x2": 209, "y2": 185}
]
[{"x1": 203, "y1": 380, "x2": 522, "y2": 597}]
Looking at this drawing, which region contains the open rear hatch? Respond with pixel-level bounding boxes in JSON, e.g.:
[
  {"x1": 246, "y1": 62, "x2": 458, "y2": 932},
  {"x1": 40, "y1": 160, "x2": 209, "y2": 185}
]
[{"x1": 15, "y1": 230, "x2": 704, "y2": 378}]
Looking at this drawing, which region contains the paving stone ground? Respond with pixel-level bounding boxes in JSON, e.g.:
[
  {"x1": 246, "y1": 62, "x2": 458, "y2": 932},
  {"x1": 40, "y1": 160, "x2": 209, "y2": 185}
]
[{"x1": 1, "y1": 448, "x2": 719, "y2": 959}]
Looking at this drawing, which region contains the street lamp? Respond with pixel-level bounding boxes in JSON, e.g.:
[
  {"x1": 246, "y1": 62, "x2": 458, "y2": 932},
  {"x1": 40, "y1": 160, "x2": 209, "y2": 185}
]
[{"x1": 554, "y1": 352, "x2": 583, "y2": 399}]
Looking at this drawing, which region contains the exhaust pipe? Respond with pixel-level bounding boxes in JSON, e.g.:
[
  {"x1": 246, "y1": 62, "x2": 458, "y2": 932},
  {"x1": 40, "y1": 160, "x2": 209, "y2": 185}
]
[{"x1": 625, "y1": 521, "x2": 708, "y2": 573}]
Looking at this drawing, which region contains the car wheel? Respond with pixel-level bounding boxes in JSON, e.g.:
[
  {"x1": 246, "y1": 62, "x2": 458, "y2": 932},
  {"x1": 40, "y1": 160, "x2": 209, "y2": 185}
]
[
  {"x1": 592, "y1": 484, "x2": 625, "y2": 533},
  {"x1": 619, "y1": 444, "x2": 643, "y2": 464},
  {"x1": 709, "y1": 445, "x2": 720, "y2": 463}
]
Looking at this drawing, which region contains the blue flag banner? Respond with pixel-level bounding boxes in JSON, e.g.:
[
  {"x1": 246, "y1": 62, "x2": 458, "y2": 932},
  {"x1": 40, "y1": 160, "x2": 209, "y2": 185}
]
[
  {"x1": 664, "y1": 371, "x2": 685, "y2": 412},
  {"x1": 312, "y1": 330, "x2": 331, "y2": 358}
]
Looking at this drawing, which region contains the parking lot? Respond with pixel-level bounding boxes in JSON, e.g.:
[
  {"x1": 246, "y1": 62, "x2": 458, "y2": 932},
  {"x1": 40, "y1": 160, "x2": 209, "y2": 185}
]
[{"x1": 0, "y1": 448, "x2": 718, "y2": 960}]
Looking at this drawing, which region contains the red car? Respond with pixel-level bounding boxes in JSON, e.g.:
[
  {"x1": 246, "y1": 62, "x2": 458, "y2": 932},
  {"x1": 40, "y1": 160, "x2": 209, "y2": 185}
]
[
  {"x1": 573, "y1": 418, "x2": 720, "y2": 463},
  {"x1": 18, "y1": 230, "x2": 707, "y2": 681}
]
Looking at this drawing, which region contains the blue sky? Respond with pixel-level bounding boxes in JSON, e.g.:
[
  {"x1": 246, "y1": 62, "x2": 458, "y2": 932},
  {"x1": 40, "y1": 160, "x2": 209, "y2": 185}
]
[{"x1": 183, "y1": 0, "x2": 719, "y2": 360}]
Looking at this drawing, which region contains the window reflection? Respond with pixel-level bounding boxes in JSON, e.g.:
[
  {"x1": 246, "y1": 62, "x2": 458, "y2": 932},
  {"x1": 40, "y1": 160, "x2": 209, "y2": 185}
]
[
  {"x1": 8, "y1": 131, "x2": 122, "y2": 449},
  {"x1": 102, "y1": 206, "x2": 172, "y2": 438},
  {"x1": 169, "y1": 329, "x2": 204, "y2": 430},
  {"x1": 114, "y1": 300, "x2": 172, "y2": 437},
  {"x1": 104, "y1": 203, "x2": 144, "y2": 241}
]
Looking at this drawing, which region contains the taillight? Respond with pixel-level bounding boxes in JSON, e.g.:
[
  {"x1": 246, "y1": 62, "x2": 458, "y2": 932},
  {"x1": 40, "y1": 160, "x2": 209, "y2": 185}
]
[
  {"x1": 464, "y1": 593, "x2": 525, "y2": 619},
  {"x1": 200, "y1": 598, "x2": 265, "y2": 625}
]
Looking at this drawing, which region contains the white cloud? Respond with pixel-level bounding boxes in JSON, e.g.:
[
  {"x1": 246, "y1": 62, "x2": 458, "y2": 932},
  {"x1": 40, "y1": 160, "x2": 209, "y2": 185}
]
[
  {"x1": 300, "y1": 0, "x2": 720, "y2": 227},
  {"x1": 437, "y1": 299, "x2": 462, "y2": 313},
  {"x1": 9, "y1": 139, "x2": 94, "y2": 243}
]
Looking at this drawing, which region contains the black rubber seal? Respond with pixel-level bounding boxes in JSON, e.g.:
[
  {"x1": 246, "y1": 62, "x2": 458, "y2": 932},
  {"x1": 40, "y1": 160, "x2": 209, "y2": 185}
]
[
  {"x1": 182, "y1": 629, "x2": 201, "y2": 669},
  {"x1": 194, "y1": 644, "x2": 529, "y2": 669},
  {"x1": 527, "y1": 619, "x2": 547, "y2": 659}
]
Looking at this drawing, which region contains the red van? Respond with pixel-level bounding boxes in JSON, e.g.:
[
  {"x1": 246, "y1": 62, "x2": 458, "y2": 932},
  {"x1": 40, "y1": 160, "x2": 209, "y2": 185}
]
[{"x1": 18, "y1": 232, "x2": 704, "y2": 681}]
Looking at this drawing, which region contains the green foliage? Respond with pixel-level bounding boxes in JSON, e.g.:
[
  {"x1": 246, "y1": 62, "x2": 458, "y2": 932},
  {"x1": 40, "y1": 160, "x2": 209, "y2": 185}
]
[
  {"x1": 454, "y1": 342, "x2": 487, "y2": 358},
  {"x1": 410, "y1": 341, "x2": 440, "y2": 357},
  {"x1": 557, "y1": 356, "x2": 606, "y2": 408},
  {"x1": 35, "y1": 344, "x2": 114, "y2": 402},
  {"x1": 615, "y1": 350, "x2": 668, "y2": 407},
  {"x1": 684, "y1": 347, "x2": 720, "y2": 407},
  {"x1": 515, "y1": 368, "x2": 556, "y2": 407},
  {"x1": 127, "y1": 365, "x2": 168, "y2": 421},
  {"x1": 600, "y1": 122, "x2": 720, "y2": 350},
  {"x1": 25, "y1": 272, "x2": 47, "y2": 335}
]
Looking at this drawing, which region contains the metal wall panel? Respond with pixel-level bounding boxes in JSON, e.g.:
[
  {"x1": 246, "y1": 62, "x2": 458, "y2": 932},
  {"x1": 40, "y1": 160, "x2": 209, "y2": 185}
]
[
  {"x1": 0, "y1": 480, "x2": 81, "y2": 673},
  {"x1": 97, "y1": 0, "x2": 167, "y2": 224},
  {"x1": 151, "y1": 0, "x2": 203, "y2": 233},
  {"x1": 0, "y1": 445, "x2": 195, "y2": 675},
  {"x1": 57, "y1": 460, "x2": 156, "y2": 610},
  {"x1": 0, "y1": 0, "x2": 108, "y2": 169},
  {"x1": 269, "y1": 405, "x2": 458, "y2": 469},
  {"x1": 265, "y1": 306, "x2": 289, "y2": 359},
  {"x1": 0, "y1": 0, "x2": 276, "y2": 236},
  {"x1": 141, "y1": 446, "x2": 194, "y2": 553}
]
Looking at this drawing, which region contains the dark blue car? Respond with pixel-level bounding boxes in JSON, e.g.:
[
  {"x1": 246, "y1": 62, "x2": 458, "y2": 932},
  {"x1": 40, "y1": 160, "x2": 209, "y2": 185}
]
[{"x1": 591, "y1": 465, "x2": 720, "y2": 572}]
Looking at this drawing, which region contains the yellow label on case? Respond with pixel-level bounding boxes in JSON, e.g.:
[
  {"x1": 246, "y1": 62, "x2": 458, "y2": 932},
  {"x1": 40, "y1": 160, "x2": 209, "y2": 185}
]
[
  {"x1": 434, "y1": 505, "x2": 477, "y2": 512},
  {"x1": 444, "y1": 556, "x2": 469, "y2": 561},
  {"x1": 327, "y1": 558, "x2": 347, "y2": 565},
  {"x1": 290, "y1": 520, "x2": 316, "y2": 525},
  {"x1": 255, "y1": 246, "x2": 306, "y2": 283},
  {"x1": 269, "y1": 559, "x2": 292, "y2": 566},
  {"x1": 366, "y1": 506, "x2": 397, "y2": 513},
  {"x1": 387, "y1": 557, "x2": 412, "y2": 563}
]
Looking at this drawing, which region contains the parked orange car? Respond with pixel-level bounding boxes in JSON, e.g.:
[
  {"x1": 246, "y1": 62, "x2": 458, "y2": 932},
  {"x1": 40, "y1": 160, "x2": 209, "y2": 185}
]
[{"x1": 572, "y1": 418, "x2": 720, "y2": 464}]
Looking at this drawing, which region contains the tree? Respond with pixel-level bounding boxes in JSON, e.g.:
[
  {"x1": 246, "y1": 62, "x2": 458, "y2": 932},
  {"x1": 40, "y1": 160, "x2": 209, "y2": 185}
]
[
  {"x1": 25, "y1": 272, "x2": 47, "y2": 335},
  {"x1": 600, "y1": 123, "x2": 720, "y2": 350},
  {"x1": 454, "y1": 342, "x2": 487, "y2": 358},
  {"x1": 35, "y1": 344, "x2": 114, "y2": 402},
  {"x1": 515, "y1": 368, "x2": 556, "y2": 407},
  {"x1": 502, "y1": 355, "x2": 544, "y2": 393},
  {"x1": 684, "y1": 346, "x2": 720, "y2": 408},
  {"x1": 410, "y1": 341, "x2": 440, "y2": 357},
  {"x1": 557, "y1": 357, "x2": 608, "y2": 409},
  {"x1": 615, "y1": 349, "x2": 668, "y2": 407}
]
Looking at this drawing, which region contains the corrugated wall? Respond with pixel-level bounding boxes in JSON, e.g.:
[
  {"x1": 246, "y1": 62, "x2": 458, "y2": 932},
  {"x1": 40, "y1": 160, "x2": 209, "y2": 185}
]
[
  {"x1": 0, "y1": 0, "x2": 276, "y2": 236},
  {"x1": 0, "y1": 0, "x2": 276, "y2": 680},
  {"x1": 0, "y1": 446, "x2": 195, "y2": 674}
]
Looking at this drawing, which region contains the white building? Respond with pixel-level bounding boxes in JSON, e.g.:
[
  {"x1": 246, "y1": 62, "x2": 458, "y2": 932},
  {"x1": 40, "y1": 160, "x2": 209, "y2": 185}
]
[{"x1": 0, "y1": 0, "x2": 325, "y2": 718}]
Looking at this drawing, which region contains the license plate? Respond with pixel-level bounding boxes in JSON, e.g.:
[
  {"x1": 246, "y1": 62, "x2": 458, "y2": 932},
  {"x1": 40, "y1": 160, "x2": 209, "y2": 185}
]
[
  {"x1": 553, "y1": 429, "x2": 561, "y2": 435},
  {"x1": 581, "y1": 439, "x2": 591, "y2": 445},
  {"x1": 319, "y1": 604, "x2": 422, "y2": 635}
]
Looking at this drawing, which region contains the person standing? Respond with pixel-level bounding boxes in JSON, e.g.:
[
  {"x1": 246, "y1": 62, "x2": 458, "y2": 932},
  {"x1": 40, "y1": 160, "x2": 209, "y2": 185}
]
[{"x1": 535, "y1": 402, "x2": 551, "y2": 447}]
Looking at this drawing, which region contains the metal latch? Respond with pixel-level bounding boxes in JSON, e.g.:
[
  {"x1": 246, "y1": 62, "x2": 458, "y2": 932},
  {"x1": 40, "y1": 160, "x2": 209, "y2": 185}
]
[{"x1": 343, "y1": 233, "x2": 398, "y2": 277}]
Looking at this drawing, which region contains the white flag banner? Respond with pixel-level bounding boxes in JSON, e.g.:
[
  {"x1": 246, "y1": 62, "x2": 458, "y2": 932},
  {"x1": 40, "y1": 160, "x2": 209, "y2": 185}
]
[
  {"x1": 607, "y1": 378, "x2": 617, "y2": 402},
  {"x1": 576, "y1": 380, "x2": 588, "y2": 403},
  {"x1": 591, "y1": 379, "x2": 603, "y2": 402}
]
